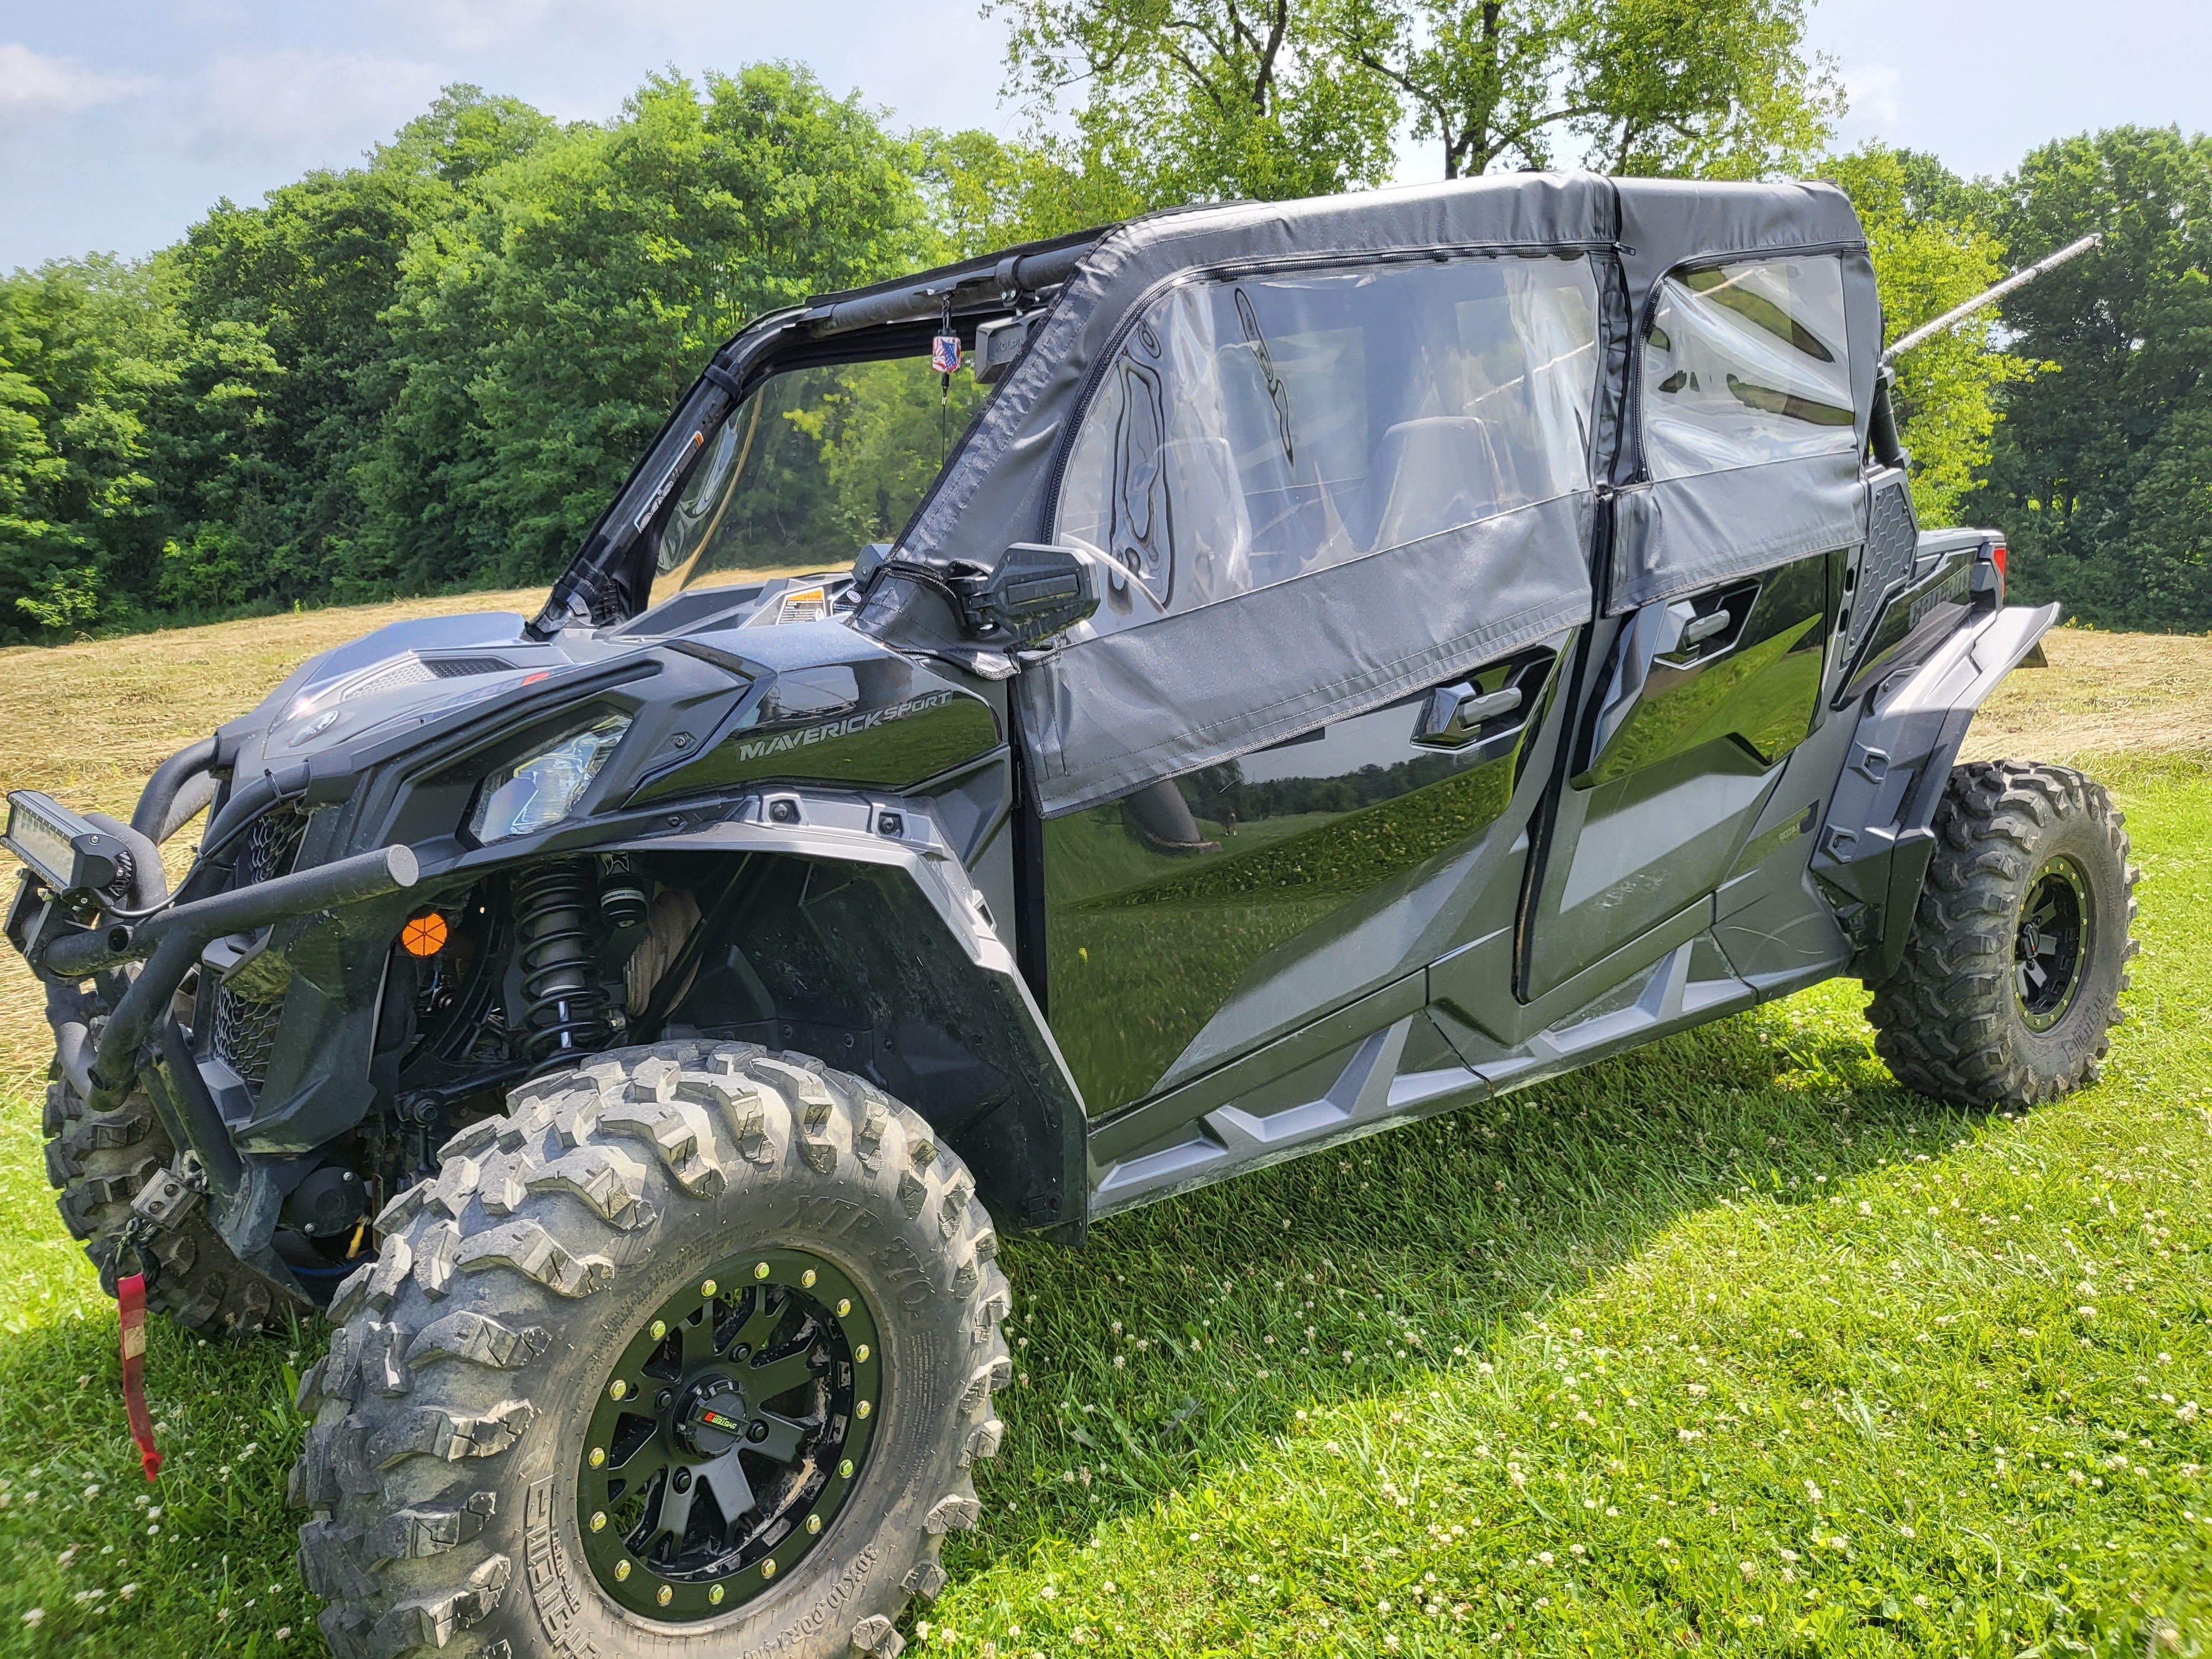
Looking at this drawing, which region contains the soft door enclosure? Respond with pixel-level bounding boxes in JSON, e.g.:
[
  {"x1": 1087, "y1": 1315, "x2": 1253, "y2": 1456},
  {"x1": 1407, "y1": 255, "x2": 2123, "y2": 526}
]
[{"x1": 1022, "y1": 253, "x2": 1605, "y2": 814}]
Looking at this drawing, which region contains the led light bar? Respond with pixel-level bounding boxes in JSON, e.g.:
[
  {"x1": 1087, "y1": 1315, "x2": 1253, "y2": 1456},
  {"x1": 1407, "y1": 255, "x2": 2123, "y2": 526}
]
[{"x1": 3, "y1": 791, "x2": 127, "y2": 898}]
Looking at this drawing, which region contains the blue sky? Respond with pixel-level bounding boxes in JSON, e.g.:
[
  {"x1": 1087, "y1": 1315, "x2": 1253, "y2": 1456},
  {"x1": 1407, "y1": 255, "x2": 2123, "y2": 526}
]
[{"x1": 2, "y1": 0, "x2": 2208, "y2": 272}]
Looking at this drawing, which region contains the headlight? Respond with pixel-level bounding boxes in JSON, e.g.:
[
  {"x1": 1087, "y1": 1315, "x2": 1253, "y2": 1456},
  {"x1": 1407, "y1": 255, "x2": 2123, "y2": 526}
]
[{"x1": 468, "y1": 714, "x2": 632, "y2": 843}]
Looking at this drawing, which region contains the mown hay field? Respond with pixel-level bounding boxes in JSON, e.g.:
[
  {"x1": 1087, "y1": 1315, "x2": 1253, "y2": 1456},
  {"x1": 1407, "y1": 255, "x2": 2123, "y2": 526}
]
[{"x1": 0, "y1": 611, "x2": 2205, "y2": 1656}]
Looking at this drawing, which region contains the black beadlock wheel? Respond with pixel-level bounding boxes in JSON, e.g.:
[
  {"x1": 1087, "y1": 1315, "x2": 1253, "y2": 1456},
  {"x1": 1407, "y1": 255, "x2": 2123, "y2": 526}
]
[
  {"x1": 291, "y1": 1042, "x2": 1010, "y2": 1659},
  {"x1": 1867, "y1": 760, "x2": 2138, "y2": 1107},
  {"x1": 576, "y1": 1247, "x2": 885, "y2": 1619},
  {"x1": 41, "y1": 1076, "x2": 280, "y2": 1335}
]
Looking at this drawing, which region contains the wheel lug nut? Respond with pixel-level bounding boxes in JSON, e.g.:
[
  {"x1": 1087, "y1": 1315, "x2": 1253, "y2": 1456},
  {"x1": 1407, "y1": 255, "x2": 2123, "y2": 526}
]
[
  {"x1": 590, "y1": 1511, "x2": 606, "y2": 1532},
  {"x1": 754, "y1": 1261, "x2": 771, "y2": 1280},
  {"x1": 615, "y1": 1559, "x2": 632, "y2": 1581},
  {"x1": 761, "y1": 1558, "x2": 776, "y2": 1579},
  {"x1": 656, "y1": 1584, "x2": 672, "y2": 1606},
  {"x1": 701, "y1": 1279, "x2": 717, "y2": 1297},
  {"x1": 731, "y1": 1343, "x2": 749, "y2": 1363},
  {"x1": 650, "y1": 1319, "x2": 667, "y2": 1340},
  {"x1": 589, "y1": 1447, "x2": 606, "y2": 1468},
  {"x1": 855, "y1": 1400, "x2": 872, "y2": 1420},
  {"x1": 748, "y1": 1420, "x2": 769, "y2": 1443},
  {"x1": 854, "y1": 1344, "x2": 870, "y2": 1363},
  {"x1": 801, "y1": 1268, "x2": 817, "y2": 1288},
  {"x1": 609, "y1": 1379, "x2": 628, "y2": 1401},
  {"x1": 709, "y1": 1584, "x2": 726, "y2": 1606},
  {"x1": 838, "y1": 1459, "x2": 854, "y2": 1479},
  {"x1": 657, "y1": 1389, "x2": 674, "y2": 1411},
  {"x1": 805, "y1": 1513, "x2": 822, "y2": 1535},
  {"x1": 836, "y1": 1298, "x2": 852, "y2": 1317},
  {"x1": 674, "y1": 1467, "x2": 692, "y2": 1491}
]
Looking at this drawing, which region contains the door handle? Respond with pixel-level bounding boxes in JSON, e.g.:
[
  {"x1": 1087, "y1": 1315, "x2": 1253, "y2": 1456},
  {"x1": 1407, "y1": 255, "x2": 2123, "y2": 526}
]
[
  {"x1": 1676, "y1": 610, "x2": 1730, "y2": 650},
  {"x1": 1411, "y1": 683, "x2": 1522, "y2": 750}
]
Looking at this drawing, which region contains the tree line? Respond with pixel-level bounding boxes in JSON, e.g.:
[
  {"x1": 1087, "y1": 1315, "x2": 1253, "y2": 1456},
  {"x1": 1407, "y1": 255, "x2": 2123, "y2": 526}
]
[{"x1": 0, "y1": 0, "x2": 2206, "y2": 640}]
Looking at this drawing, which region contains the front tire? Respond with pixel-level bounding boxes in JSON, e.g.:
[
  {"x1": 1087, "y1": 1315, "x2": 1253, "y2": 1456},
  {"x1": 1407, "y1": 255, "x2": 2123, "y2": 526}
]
[
  {"x1": 43, "y1": 1076, "x2": 280, "y2": 1334},
  {"x1": 291, "y1": 1042, "x2": 1010, "y2": 1659},
  {"x1": 1867, "y1": 761, "x2": 2137, "y2": 1106}
]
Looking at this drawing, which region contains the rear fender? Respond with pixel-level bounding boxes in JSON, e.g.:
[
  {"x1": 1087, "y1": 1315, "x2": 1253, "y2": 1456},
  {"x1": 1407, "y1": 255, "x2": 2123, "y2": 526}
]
[
  {"x1": 1812, "y1": 601, "x2": 2059, "y2": 981},
  {"x1": 626, "y1": 785, "x2": 1089, "y2": 1240}
]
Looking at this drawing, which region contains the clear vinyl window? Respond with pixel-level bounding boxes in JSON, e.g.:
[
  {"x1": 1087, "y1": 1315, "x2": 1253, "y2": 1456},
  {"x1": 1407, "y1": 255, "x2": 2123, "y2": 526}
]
[
  {"x1": 649, "y1": 358, "x2": 987, "y2": 606},
  {"x1": 1054, "y1": 255, "x2": 1601, "y2": 634},
  {"x1": 1642, "y1": 255, "x2": 1854, "y2": 479}
]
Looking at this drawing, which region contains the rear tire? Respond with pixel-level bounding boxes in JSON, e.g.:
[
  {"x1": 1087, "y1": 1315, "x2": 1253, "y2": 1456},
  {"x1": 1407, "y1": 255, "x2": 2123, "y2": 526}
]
[
  {"x1": 291, "y1": 1041, "x2": 1009, "y2": 1659},
  {"x1": 1866, "y1": 760, "x2": 2137, "y2": 1107},
  {"x1": 42, "y1": 1075, "x2": 280, "y2": 1335}
]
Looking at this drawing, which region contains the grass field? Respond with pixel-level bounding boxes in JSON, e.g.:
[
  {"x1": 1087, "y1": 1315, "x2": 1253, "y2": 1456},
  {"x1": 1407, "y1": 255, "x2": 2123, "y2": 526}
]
[{"x1": 0, "y1": 613, "x2": 2206, "y2": 1656}]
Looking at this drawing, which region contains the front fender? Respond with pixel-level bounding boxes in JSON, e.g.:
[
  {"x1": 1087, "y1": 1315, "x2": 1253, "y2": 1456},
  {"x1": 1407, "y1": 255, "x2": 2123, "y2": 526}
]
[
  {"x1": 631, "y1": 785, "x2": 1090, "y2": 1241},
  {"x1": 1813, "y1": 601, "x2": 2060, "y2": 981}
]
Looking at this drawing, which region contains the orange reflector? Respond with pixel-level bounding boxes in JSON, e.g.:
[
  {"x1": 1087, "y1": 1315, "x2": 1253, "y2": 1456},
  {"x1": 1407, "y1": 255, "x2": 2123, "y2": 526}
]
[{"x1": 400, "y1": 911, "x2": 450, "y2": 957}]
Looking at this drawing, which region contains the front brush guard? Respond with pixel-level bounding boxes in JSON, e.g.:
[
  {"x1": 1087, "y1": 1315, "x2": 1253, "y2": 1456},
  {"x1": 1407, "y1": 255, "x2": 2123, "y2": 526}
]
[{"x1": 34, "y1": 843, "x2": 419, "y2": 1110}]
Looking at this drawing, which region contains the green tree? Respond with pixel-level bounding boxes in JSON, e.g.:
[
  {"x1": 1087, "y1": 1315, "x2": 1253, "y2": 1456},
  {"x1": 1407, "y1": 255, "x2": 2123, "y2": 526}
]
[
  {"x1": 990, "y1": 0, "x2": 1406, "y2": 210},
  {"x1": 1827, "y1": 145, "x2": 2027, "y2": 527},
  {"x1": 170, "y1": 86, "x2": 556, "y2": 604},
  {"x1": 993, "y1": 0, "x2": 1837, "y2": 215},
  {"x1": 1976, "y1": 127, "x2": 2212, "y2": 630},
  {"x1": 358, "y1": 65, "x2": 932, "y2": 592},
  {"x1": 1345, "y1": 0, "x2": 1838, "y2": 179},
  {"x1": 914, "y1": 128, "x2": 1103, "y2": 255},
  {"x1": 0, "y1": 256, "x2": 280, "y2": 635}
]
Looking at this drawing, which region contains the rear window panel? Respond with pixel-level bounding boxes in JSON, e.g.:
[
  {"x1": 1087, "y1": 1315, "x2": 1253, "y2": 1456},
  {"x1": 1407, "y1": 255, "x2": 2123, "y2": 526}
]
[
  {"x1": 1055, "y1": 254, "x2": 1601, "y2": 635},
  {"x1": 1642, "y1": 255, "x2": 1855, "y2": 479}
]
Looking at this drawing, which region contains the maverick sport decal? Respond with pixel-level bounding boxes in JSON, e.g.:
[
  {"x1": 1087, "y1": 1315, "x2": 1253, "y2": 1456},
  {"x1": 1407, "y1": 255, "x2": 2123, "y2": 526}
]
[
  {"x1": 732, "y1": 690, "x2": 958, "y2": 762},
  {"x1": 636, "y1": 676, "x2": 1001, "y2": 800}
]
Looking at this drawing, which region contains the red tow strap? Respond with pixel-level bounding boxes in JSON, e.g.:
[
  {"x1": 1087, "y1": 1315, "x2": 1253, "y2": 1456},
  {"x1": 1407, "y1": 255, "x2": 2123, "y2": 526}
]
[{"x1": 117, "y1": 1272, "x2": 162, "y2": 1482}]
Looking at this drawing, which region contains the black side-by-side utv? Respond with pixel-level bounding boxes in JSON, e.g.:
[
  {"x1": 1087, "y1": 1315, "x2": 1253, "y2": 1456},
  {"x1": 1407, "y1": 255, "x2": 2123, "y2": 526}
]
[{"x1": 6, "y1": 172, "x2": 2131, "y2": 1657}]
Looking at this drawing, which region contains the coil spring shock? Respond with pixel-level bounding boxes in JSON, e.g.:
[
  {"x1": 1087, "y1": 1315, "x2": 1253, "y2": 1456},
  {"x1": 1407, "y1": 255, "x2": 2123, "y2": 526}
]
[{"x1": 513, "y1": 859, "x2": 610, "y2": 1065}]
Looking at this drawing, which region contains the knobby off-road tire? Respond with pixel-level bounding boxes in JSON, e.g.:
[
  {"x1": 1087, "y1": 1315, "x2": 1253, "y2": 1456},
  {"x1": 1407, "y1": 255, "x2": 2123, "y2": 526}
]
[
  {"x1": 292, "y1": 1041, "x2": 1011, "y2": 1659},
  {"x1": 41, "y1": 1074, "x2": 279, "y2": 1334},
  {"x1": 1867, "y1": 761, "x2": 2138, "y2": 1107}
]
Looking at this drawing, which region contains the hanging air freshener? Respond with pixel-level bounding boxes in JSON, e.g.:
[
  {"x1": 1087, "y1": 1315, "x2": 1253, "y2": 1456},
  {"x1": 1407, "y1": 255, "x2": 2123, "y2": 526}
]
[{"x1": 933, "y1": 300, "x2": 962, "y2": 459}]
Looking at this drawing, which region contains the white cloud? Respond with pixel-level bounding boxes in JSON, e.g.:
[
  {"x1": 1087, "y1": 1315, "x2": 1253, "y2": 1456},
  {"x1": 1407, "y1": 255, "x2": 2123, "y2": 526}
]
[
  {"x1": 183, "y1": 49, "x2": 447, "y2": 161},
  {"x1": 0, "y1": 43, "x2": 150, "y2": 119},
  {"x1": 1839, "y1": 64, "x2": 1906, "y2": 142}
]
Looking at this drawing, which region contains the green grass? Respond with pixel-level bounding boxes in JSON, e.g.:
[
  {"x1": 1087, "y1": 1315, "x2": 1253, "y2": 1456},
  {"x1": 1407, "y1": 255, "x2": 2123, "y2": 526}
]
[{"x1": 0, "y1": 765, "x2": 2208, "y2": 1656}]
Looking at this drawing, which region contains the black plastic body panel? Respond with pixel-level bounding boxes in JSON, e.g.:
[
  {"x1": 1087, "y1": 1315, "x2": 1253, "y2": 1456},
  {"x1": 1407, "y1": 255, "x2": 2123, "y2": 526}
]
[{"x1": 1042, "y1": 644, "x2": 1562, "y2": 1114}]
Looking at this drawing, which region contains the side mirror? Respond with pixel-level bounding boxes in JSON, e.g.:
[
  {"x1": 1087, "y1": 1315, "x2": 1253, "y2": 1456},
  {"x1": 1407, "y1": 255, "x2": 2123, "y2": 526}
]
[{"x1": 949, "y1": 543, "x2": 1100, "y2": 646}]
